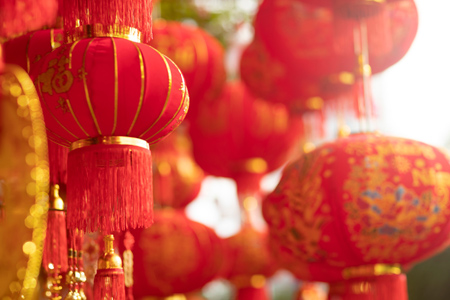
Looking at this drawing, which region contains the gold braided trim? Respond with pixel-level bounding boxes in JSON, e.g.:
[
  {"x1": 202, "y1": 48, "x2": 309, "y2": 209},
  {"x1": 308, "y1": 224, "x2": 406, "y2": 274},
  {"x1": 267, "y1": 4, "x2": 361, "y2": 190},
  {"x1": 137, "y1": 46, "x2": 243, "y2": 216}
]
[
  {"x1": 71, "y1": 136, "x2": 149, "y2": 151},
  {"x1": 343, "y1": 264, "x2": 402, "y2": 280},
  {"x1": 67, "y1": 24, "x2": 143, "y2": 43}
]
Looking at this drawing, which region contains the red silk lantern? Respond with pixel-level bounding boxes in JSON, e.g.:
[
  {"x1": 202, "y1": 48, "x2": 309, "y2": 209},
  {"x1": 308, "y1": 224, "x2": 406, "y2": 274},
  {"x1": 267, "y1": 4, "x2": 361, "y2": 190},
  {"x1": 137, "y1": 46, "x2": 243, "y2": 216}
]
[
  {"x1": 0, "y1": 0, "x2": 58, "y2": 39},
  {"x1": 222, "y1": 226, "x2": 278, "y2": 300},
  {"x1": 2, "y1": 29, "x2": 64, "y2": 73},
  {"x1": 240, "y1": 38, "x2": 353, "y2": 114},
  {"x1": 263, "y1": 133, "x2": 450, "y2": 299},
  {"x1": 33, "y1": 36, "x2": 189, "y2": 234},
  {"x1": 189, "y1": 81, "x2": 303, "y2": 194},
  {"x1": 254, "y1": 0, "x2": 418, "y2": 77},
  {"x1": 150, "y1": 20, "x2": 226, "y2": 120},
  {"x1": 126, "y1": 209, "x2": 224, "y2": 298},
  {"x1": 152, "y1": 128, "x2": 204, "y2": 209}
]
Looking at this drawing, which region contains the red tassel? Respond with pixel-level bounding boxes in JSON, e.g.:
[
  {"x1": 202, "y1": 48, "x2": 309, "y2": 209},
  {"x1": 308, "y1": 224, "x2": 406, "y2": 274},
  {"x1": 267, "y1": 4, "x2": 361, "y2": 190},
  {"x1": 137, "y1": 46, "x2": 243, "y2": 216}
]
[
  {"x1": 67, "y1": 144, "x2": 153, "y2": 234},
  {"x1": 94, "y1": 269, "x2": 126, "y2": 300},
  {"x1": 328, "y1": 274, "x2": 408, "y2": 300},
  {"x1": 235, "y1": 174, "x2": 262, "y2": 197},
  {"x1": 48, "y1": 141, "x2": 68, "y2": 185},
  {"x1": 94, "y1": 234, "x2": 126, "y2": 300},
  {"x1": 43, "y1": 210, "x2": 68, "y2": 272},
  {"x1": 43, "y1": 185, "x2": 68, "y2": 273},
  {"x1": 236, "y1": 287, "x2": 270, "y2": 300},
  {"x1": 62, "y1": 0, "x2": 153, "y2": 43}
]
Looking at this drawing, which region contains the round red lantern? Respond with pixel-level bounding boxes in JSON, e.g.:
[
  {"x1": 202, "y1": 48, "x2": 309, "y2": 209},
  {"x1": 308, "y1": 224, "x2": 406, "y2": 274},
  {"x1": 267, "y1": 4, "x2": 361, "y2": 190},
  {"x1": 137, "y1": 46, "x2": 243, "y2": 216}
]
[
  {"x1": 263, "y1": 133, "x2": 450, "y2": 299},
  {"x1": 151, "y1": 128, "x2": 204, "y2": 209},
  {"x1": 254, "y1": 0, "x2": 418, "y2": 77},
  {"x1": 0, "y1": 0, "x2": 58, "y2": 39},
  {"x1": 222, "y1": 226, "x2": 278, "y2": 300},
  {"x1": 33, "y1": 36, "x2": 189, "y2": 233},
  {"x1": 126, "y1": 209, "x2": 224, "y2": 298},
  {"x1": 2, "y1": 29, "x2": 64, "y2": 73},
  {"x1": 189, "y1": 80, "x2": 303, "y2": 194},
  {"x1": 2, "y1": 27, "x2": 70, "y2": 288},
  {"x1": 240, "y1": 38, "x2": 353, "y2": 114},
  {"x1": 150, "y1": 20, "x2": 226, "y2": 120}
]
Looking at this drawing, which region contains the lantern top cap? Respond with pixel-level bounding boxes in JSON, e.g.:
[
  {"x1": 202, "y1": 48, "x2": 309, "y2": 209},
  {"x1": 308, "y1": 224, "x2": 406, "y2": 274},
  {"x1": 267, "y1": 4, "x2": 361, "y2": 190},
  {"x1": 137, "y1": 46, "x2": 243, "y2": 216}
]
[{"x1": 66, "y1": 24, "x2": 143, "y2": 43}]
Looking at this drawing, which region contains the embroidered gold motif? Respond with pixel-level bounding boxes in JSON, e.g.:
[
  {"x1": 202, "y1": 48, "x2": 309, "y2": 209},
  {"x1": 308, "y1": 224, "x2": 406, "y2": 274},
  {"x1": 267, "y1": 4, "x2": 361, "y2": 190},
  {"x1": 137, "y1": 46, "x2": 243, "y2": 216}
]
[
  {"x1": 55, "y1": 97, "x2": 69, "y2": 113},
  {"x1": 343, "y1": 137, "x2": 450, "y2": 262},
  {"x1": 38, "y1": 55, "x2": 74, "y2": 96}
]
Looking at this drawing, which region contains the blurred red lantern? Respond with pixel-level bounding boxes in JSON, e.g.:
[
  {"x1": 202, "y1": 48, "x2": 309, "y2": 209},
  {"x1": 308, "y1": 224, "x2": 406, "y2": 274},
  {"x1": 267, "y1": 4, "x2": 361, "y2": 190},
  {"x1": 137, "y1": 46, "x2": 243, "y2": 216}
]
[
  {"x1": 240, "y1": 38, "x2": 353, "y2": 114},
  {"x1": 263, "y1": 133, "x2": 450, "y2": 299},
  {"x1": 126, "y1": 209, "x2": 224, "y2": 298},
  {"x1": 222, "y1": 226, "x2": 278, "y2": 300},
  {"x1": 152, "y1": 128, "x2": 204, "y2": 209},
  {"x1": 189, "y1": 81, "x2": 303, "y2": 194},
  {"x1": 2, "y1": 28, "x2": 68, "y2": 185},
  {"x1": 3, "y1": 29, "x2": 63, "y2": 73},
  {"x1": 33, "y1": 36, "x2": 189, "y2": 233},
  {"x1": 254, "y1": 0, "x2": 418, "y2": 77},
  {"x1": 2, "y1": 27, "x2": 70, "y2": 283},
  {"x1": 150, "y1": 20, "x2": 226, "y2": 120},
  {"x1": 0, "y1": 0, "x2": 58, "y2": 39}
]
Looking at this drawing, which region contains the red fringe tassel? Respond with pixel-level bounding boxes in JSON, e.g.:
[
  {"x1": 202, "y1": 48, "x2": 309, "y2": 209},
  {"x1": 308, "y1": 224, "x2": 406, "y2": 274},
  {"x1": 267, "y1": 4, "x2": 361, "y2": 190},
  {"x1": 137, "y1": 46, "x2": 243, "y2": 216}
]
[
  {"x1": 236, "y1": 287, "x2": 270, "y2": 300},
  {"x1": 67, "y1": 144, "x2": 153, "y2": 234},
  {"x1": 63, "y1": 0, "x2": 153, "y2": 43},
  {"x1": 43, "y1": 210, "x2": 68, "y2": 272},
  {"x1": 328, "y1": 274, "x2": 408, "y2": 300},
  {"x1": 48, "y1": 141, "x2": 68, "y2": 185},
  {"x1": 94, "y1": 268, "x2": 126, "y2": 300}
]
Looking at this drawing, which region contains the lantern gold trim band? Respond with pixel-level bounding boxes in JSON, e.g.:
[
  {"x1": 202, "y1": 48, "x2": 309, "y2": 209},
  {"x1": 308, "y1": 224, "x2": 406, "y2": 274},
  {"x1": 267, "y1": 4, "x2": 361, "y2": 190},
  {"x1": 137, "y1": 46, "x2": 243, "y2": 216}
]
[
  {"x1": 343, "y1": 264, "x2": 402, "y2": 279},
  {"x1": 71, "y1": 136, "x2": 150, "y2": 151},
  {"x1": 67, "y1": 24, "x2": 143, "y2": 43}
]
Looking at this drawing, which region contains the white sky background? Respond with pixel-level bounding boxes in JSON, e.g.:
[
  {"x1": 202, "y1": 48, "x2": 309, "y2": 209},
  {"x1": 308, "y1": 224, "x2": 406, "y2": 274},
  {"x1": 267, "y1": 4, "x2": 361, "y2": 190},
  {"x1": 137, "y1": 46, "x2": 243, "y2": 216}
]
[{"x1": 374, "y1": 0, "x2": 450, "y2": 147}]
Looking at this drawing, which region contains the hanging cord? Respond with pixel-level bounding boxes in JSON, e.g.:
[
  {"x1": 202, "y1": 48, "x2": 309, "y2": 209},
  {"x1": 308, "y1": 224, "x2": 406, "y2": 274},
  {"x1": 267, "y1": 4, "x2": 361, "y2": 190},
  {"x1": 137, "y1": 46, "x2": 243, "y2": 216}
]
[{"x1": 353, "y1": 17, "x2": 374, "y2": 133}]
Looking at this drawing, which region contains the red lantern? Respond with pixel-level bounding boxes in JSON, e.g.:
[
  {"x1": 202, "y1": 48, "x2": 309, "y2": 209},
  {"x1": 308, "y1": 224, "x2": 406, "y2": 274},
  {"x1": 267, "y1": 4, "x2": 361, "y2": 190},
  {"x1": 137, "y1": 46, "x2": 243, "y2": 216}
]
[
  {"x1": 240, "y1": 38, "x2": 353, "y2": 114},
  {"x1": 263, "y1": 133, "x2": 450, "y2": 299},
  {"x1": 33, "y1": 36, "x2": 189, "y2": 234},
  {"x1": 189, "y1": 81, "x2": 303, "y2": 194},
  {"x1": 0, "y1": 0, "x2": 58, "y2": 39},
  {"x1": 254, "y1": 0, "x2": 418, "y2": 77},
  {"x1": 152, "y1": 128, "x2": 204, "y2": 209},
  {"x1": 150, "y1": 20, "x2": 226, "y2": 120},
  {"x1": 2, "y1": 29, "x2": 64, "y2": 73},
  {"x1": 222, "y1": 226, "x2": 278, "y2": 300},
  {"x1": 2, "y1": 28, "x2": 70, "y2": 285},
  {"x1": 126, "y1": 209, "x2": 224, "y2": 298}
]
